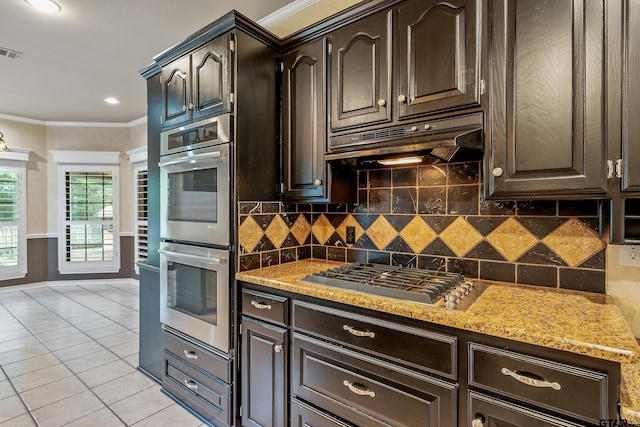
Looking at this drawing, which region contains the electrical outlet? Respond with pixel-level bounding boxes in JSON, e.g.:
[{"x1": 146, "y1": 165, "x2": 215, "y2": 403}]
[
  {"x1": 346, "y1": 226, "x2": 356, "y2": 244},
  {"x1": 620, "y1": 245, "x2": 640, "y2": 267}
]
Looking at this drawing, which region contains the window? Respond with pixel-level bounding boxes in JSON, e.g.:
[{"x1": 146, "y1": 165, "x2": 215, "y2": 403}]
[
  {"x1": 128, "y1": 146, "x2": 147, "y2": 274},
  {"x1": 0, "y1": 155, "x2": 28, "y2": 280},
  {"x1": 134, "y1": 166, "x2": 148, "y2": 272},
  {"x1": 52, "y1": 151, "x2": 120, "y2": 274}
]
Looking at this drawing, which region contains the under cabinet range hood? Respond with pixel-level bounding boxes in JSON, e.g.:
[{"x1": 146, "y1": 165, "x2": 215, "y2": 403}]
[{"x1": 326, "y1": 112, "x2": 484, "y2": 164}]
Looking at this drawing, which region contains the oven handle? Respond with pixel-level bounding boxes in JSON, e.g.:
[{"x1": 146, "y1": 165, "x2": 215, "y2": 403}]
[
  {"x1": 158, "y1": 248, "x2": 223, "y2": 265},
  {"x1": 158, "y1": 151, "x2": 222, "y2": 168}
]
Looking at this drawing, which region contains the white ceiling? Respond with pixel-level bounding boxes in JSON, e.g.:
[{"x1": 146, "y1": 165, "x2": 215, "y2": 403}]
[{"x1": 0, "y1": 0, "x2": 294, "y2": 124}]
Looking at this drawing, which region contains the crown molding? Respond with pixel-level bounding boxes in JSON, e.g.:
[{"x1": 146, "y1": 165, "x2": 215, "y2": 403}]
[
  {"x1": 0, "y1": 113, "x2": 147, "y2": 128},
  {"x1": 257, "y1": 0, "x2": 320, "y2": 28}
]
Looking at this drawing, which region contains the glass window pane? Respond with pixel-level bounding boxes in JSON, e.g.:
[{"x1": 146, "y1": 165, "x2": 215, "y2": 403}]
[{"x1": 0, "y1": 225, "x2": 18, "y2": 266}]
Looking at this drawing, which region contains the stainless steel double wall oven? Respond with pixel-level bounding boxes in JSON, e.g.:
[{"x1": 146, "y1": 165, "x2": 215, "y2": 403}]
[{"x1": 158, "y1": 114, "x2": 232, "y2": 354}]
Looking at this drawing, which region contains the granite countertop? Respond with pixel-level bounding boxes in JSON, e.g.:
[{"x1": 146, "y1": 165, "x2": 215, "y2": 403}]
[{"x1": 236, "y1": 259, "x2": 640, "y2": 422}]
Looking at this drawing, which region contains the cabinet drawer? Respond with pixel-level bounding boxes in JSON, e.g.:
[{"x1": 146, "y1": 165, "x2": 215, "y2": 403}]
[
  {"x1": 291, "y1": 398, "x2": 353, "y2": 427},
  {"x1": 163, "y1": 351, "x2": 231, "y2": 427},
  {"x1": 469, "y1": 343, "x2": 609, "y2": 424},
  {"x1": 163, "y1": 330, "x2": 231, "y2": 383},
  {"x1": 292, "y1": 333, "x2": 457, "y2": 427},
  {"x1": 293, "y1": 300, "x2": 457, "y2": 378},
  {"x1": 469, "y1": 391, "x2": 584, "y2": 427},
  {"x1": 242, "y1": 289, "x2": 288, "y2": 326}
]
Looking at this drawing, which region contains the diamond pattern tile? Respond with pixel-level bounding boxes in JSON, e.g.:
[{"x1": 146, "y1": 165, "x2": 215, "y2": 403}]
[
  {"x1": 290, "y1": 214, "x2": 311, "y2": 245},
  {"x1": 542, "y1": 218, "x2": 606, "y2": 267},
  {"x1": 439, "y1": 217, "x2": 483, "y2": 257},
  {"x1": 312, "y1": 214, "x2": 336, "y2": 246},
  {"x1": 336, "y1": 215, "x2": 365, "y2": 246},
  {"x1": 265, "y1": 215, "x2": 289, "y2": 249},
  {"x1": 238, "y1": 216, "x2": 264, "y2": 253},
  {"x1": 486, "y1": 218, "x2": 538, "y2": 261},
  {"x1": 399, "y1": 216, "x2": 437, "y2": 253},
  {"x1": 367, "y1": 216, "x2": 398, "y2": 250}
]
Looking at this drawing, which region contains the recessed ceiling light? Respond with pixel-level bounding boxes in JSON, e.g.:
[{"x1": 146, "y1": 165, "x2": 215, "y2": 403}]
[
  {"x1": 25, "y1": 0, "x2": 61, "y2": 13},
  {"x1": 104, "y1": 97, "x2": 120, "y2": 105}
]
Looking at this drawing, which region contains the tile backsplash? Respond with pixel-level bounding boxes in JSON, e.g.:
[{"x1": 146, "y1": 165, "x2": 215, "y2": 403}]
[{"x1": 238, "y1": 161, "x2": 607, "y2": 293}]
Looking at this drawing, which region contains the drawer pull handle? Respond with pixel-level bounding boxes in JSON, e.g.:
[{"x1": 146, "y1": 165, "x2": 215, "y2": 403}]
[
  {"x1": 184, "y1": 350, "x2": 198, "y2": 360},
  {"x1": 501, "y1": 368, "x2": 561, "y2": 390},
  {"x1": 251, "y1": 300, "x2": 272, "y2": 310},
  {"x1": 471, "y1": 415, "x2": 485, "y2": 427},
  {"x1": 343, "y1": 380, "x2": 375, "y2": 397},
  {"x1": 184, "y1": 379, "x2": 198, "y2": 390},
  {"x1": 343, "y1": 325, "x2": 375, "y2": 338}
]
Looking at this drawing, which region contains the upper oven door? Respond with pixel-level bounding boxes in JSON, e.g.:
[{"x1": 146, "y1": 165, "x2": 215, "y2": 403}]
[
  {"x1": 159, "y1": 242, "x2": 230, "y2": 353},
  {"x1": 159, "y1": 142, "x2": 230, "y2": 246},
  {"x1": 161, "y1": 114, "x2": 231, "y2": 157}
]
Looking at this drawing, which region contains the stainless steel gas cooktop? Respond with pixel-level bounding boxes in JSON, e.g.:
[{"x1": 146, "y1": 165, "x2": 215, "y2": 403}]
[{"x1": 301, "y1": 263, "x2": 490, "y2": 311}]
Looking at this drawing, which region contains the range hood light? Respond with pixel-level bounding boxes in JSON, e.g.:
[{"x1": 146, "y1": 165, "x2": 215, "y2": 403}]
[{"x1": 377, "y1": 156, "x2": 424, "y2": 166}]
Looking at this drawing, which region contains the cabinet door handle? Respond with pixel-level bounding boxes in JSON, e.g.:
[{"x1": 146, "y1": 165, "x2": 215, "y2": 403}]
[
  {"x1": 398, "y1": 94, "x2": 407, "y2": 103},
  {"x1": 274, "y1": 344, "x2": 283, "y2": 353},
  {"x1": 343, "y1": 380, "x2": 375, "y2": 397},
  {"x1": 250, "y1": 300, "x2": 272, "y2": 310},
  {"x1": 377, "y1": 98, "x2": 386, "y2": 107},
  {"x1": 343, "y1": 324, "x2": 375, "y2": 338},
  {"x1": 184, "y1": 379, "x2": 199, "y2": 390},
  {"x1": 314, "y1": 179, "x2": 323, "y2": 186},
  {"x1": 184, "y1": 350, "x2": 198, "y2": 360},
  {"x1": 182, "y1": 104, "x2": 188, "y2": 112},
  {"x1": 501, "y1": 368, "x2": 561, "y2": 390}
]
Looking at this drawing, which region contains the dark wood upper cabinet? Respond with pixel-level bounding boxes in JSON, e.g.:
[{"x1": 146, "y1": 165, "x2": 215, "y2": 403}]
[
  {"x1": 485, "y1": 0, "x2": 607, "y2": 199},
  {"x1": 282, "y1": 38, "x2": 327, "y2": 200},
  {"x1": 191, "y1": 34, "x2": 232, "y2": 123},
  {"x1": 162, "y1": 55, "x2": 191, "y2": 128},
  {"x1": 329, "y1": 11, "x2": 392, "y2": 131},
  {"x1": 162, "y1": 34, "x2": 232, "y2": 129},
  {"x1": 622, "y1": 0, "x2": 640, "y2": 192},
  {"x1": 396, "y1": 0, "x2": 481, "y2": 119}
]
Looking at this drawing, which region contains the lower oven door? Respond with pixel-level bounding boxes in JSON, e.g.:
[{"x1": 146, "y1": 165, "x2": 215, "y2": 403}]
[{"x1": 159, "y1": 242, "x2": 230, "y2": 354}]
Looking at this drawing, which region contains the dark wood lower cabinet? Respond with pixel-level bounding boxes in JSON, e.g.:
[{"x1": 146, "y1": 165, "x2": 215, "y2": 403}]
[
  {"x1": 238, "y1": 282, "x2": 620, "y2": 427},
  {"x1": 469, "y1": 391, "x2": 585, "y2": 427},
  {"x1": 291, "y1": 333, "x2": 458, "y2": 427},
  {"x1": 138, "y1": 264, "x2": 162, "y2": 382},
  {"x1": 161, "y1": 330, "x2": 232, "y2": 427},
  {"x1": 240, "y1": 317, "x2": 287, "y2": 427},
  {"x1": 290, "y1": 398, "x2": 352, "y2": 427}
]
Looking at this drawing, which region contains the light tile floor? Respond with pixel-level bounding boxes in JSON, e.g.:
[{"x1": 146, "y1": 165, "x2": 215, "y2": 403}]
[{"x1": 0, "y1": 283, "x2": 205, "y2": 427}]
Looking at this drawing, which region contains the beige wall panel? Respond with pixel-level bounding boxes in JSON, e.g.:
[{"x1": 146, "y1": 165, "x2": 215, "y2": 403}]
[
  {"x1": 267, "y1": 0, "x2": 365, "y2": 38},
  {"x1": 0, "y1": 118, "x2": 48, "y2": 236},
  {"x1": 607, "y1": 245, "x2": 640, "y2": 338}
]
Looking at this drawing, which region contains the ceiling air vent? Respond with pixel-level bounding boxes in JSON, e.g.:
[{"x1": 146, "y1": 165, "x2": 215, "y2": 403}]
[{"x1": 0, "y1": 47, "x2": 22, "y2": 60}]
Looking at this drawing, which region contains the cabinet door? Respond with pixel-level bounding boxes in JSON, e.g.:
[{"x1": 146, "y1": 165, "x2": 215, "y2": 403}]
[
  {"x1": 162, "y1": 55, "x2": 191, "y2": 128},
  {"x1": 486, "y1": 0, "x2": 607, "y2": 198},
  {"x1": 469, "y1": 392, "x2": 584, "y2": 427},
  {"x1": 397, "y1": 0, "x2": 480, "y2": 119},
  {"x1": 191, "y1": 34, "x2": 232, "y2": 122},
  {"x1": 282, "y1": 38, "x2": 327, "y2": 200},
  {"x1": 240, "y1": 317, "x2": 287, "y2": 427},
  {"x1": 329, "y1": 11, "x2": 392, "y2": 132},
  {"x1": 622, "y1": 0, "x2": 640, "y2": 191}
]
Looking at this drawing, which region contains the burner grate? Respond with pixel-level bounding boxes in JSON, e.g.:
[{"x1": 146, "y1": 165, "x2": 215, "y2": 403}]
[{"x1": 301, "y1": 263, "x2": 469, "y2": 305}]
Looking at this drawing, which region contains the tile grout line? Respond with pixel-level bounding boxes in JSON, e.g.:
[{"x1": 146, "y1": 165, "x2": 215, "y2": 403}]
[
  {"x1": 0, "y1": 302, "x2": 39, "y2": 426},
  {"x1": 0, "y1": 286, "x2": 140, "y2": 426}
]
